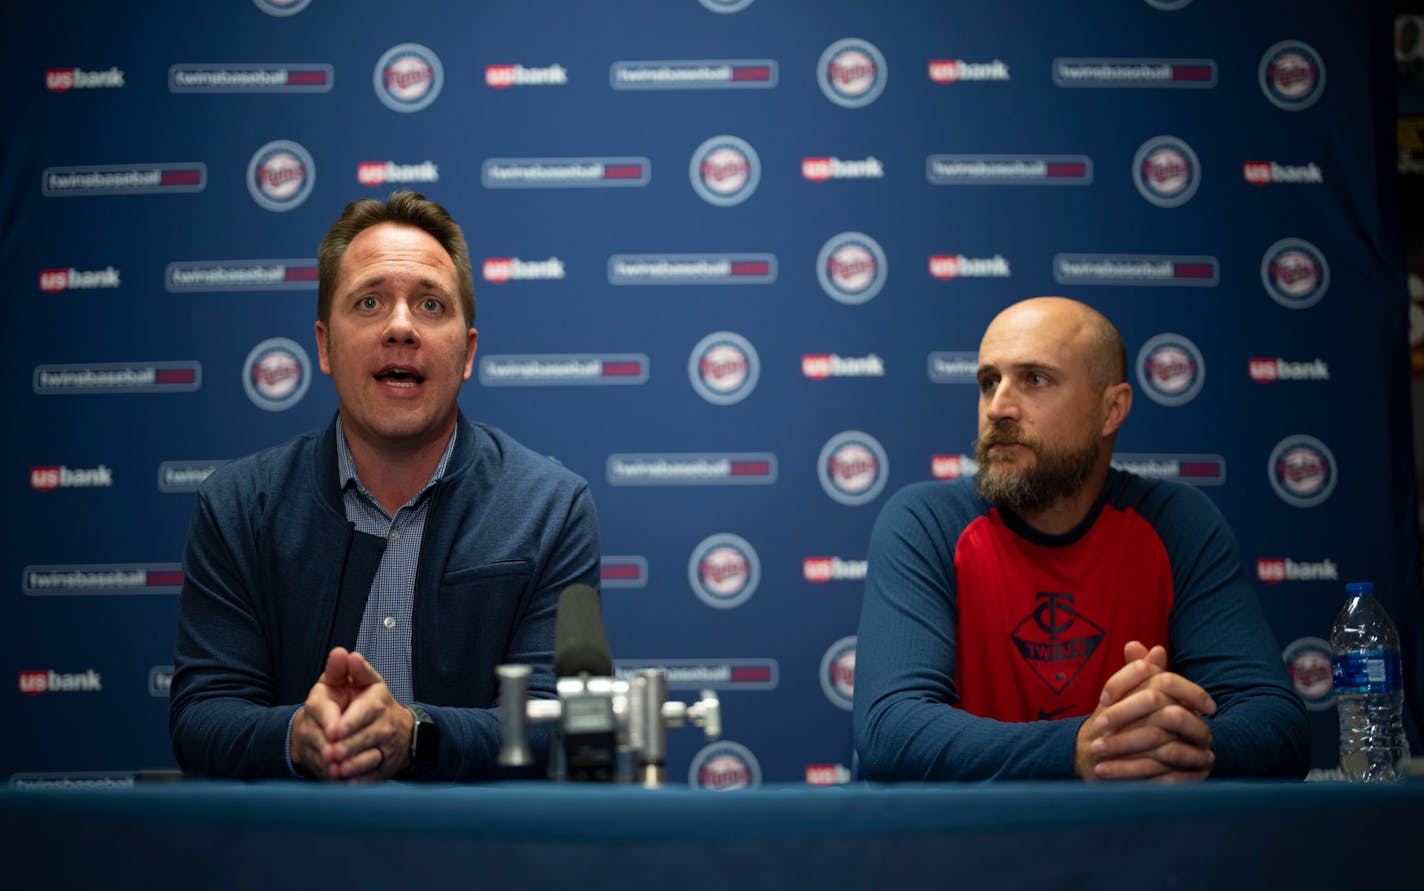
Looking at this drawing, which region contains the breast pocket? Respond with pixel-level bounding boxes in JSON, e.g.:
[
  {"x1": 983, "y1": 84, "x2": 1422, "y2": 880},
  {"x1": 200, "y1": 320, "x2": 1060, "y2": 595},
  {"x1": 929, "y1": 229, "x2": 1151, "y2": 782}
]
[{"x1": 426, "y1": 560, "x2": 534, "y2": 702}]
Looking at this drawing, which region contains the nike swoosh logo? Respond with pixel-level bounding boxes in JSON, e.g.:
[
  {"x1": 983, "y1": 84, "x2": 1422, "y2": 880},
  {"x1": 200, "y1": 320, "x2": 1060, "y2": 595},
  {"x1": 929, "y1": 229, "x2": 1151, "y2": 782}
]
[{"x1": 1038, "y1": 706, "x2": 1074, "y2": 720}]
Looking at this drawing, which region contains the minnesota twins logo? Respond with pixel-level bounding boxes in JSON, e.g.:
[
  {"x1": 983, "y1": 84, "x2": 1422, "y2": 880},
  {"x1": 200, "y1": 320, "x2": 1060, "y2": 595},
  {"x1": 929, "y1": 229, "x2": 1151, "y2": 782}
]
[
  {"x1": 1259, "y1": 40, "x2": 1325, "y2": 111},
  {"x1": 253, "y1": 0, "x2": 311, "y2": 15},
  {"x1": 1267, "y1": 434, "x2": 1337, "y2": 508},
  {"x1": 817, "y1": 430, "x2": 889, "y2": 506},
  {"x1": 689, "y1": 135, "x2": 761, "y2": 206},
  {"x1": 687, "y1": 533, "x2": 761, "y2": 610},
  {"x1": 374, "y1": 43, "x2": 443, "y2": 113},
  {"x1": 689, "y1": 741, "x2": 761, "y2": 790},
  {"x1": 699, "y1": 0, "x2": 755, "y2": 12},
  {"x1": 817, "y1": 232, "x2": 888, "y2": 305},
  {"x1": 1010, "y1": 592, "x2": 1104, "y2": 695},
  {"x1": 1260, "y1": 238, "x2": 1329, "y2": 309},
  {"x1": 242, "y1": 337, "x2": 311, "y2": 411},
  {"x1": 1135, "y1": 333, "x2": 1205, "y2": 407},
  {"x1": 817, "y1": 38, "x2": 887, "y2": 108},
  {"x1": 247, "y1": 140, "x2": 315, "y2": 212},
  {"x1": 1283, "y1": 637, "x2": 1335, "y2": 711},
  {"x1": 818, "y1": 635, "x2": 857, "y2": 711},
  {"x1": 688, "y1": 331, "x2": 759, "y2": 404},
  {"x1": 1132, "y1": 136, "x2": 1200, "y2": 208}
]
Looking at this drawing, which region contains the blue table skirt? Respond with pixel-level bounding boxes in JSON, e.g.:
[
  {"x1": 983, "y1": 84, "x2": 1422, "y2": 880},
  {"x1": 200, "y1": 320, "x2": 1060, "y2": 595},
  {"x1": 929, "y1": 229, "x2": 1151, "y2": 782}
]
[{"x1": 4, "y1": 780, "x2": 1421, "y2": 890}]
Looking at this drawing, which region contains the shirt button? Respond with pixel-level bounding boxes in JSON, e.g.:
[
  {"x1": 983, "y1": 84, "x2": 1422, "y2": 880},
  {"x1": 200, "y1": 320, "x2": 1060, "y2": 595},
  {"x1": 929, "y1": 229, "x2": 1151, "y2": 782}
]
[
  {"x1": 383, "y1": 616, "x2": 396, "y2": 630},
  {"x1": 388, "y1": 530, "x2": 400, "y2": 541}
]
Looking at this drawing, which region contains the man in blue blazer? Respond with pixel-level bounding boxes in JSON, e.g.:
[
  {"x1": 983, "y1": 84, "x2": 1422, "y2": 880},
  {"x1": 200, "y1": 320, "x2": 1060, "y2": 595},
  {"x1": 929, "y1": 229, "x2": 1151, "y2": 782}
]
[{"x1": 170, "y1": 192, "x2": 600, "y2": 781}]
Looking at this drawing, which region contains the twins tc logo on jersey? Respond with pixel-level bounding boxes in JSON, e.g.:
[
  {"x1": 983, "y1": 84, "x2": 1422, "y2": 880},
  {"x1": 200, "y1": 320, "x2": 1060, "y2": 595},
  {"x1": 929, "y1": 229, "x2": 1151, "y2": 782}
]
[
  {"x1": 688, "y1": 741, "x2": 761, "y2": 790},
  {"x1": 818, "y1": 431, "x2": 889, "y2": 506},
  {"x1": 817, "y1": 232, "x2": 888, "y2": 304},
  {"x1": 1132, "y1": 136, "x2": 1200, "y2": 207},
  {"x1": 242, "y1": 337, "x2": 310, "y2": 411},
  {"x1": 1011, "y1": 592, "x2": 1105, "y2": 696},
  {"x1": 817, "y1": 38, "x2": 887, "y2": 108},
  {"x1": 374, "y1": 44, "x2": 443, "y2": 113},
  {"x1": 247, "y1": 141, "x2": 315, "y2": 212},
  {"x1": 1135, "y1": 333, "x2": 1205, "y2": 407},
  {"x1": 689, "y1": 135, "x2": 761, "y2": 206},
  {"x1": 819, "y1": 636, "x2": 857, "y2": 711},
  {"x1": 1268, "y1": 435, "x2": 1337, "y2": 508},
  {"x1": 1283, "y1": 637, "x2": 1335, "y2": 711},
  {"x1": 688, "y1": 533, "x2": 761, "y2": 610},
  {"x1": 688, "y1": 331, "x2": 759, "y2": 405},
  {"x1": 1261, "y1": 238, "x2": 1330, "y2": 309},
  {"x1": 1259, "y1": 40, "x2": 1325, "y2": 111}
]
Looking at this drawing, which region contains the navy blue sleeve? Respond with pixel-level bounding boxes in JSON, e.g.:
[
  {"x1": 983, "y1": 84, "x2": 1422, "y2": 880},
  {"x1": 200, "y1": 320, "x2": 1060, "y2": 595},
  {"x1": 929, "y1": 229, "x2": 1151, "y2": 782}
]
[
  {"x1": 169, "y1": 466, "x2": 304, "y2": 779},
  {"x1": 1134, "y1": 480, "x2": 1311, "y2": 778},
  {"x1": 853, "y1": 483, "x2": 1083, "y2": 781},
  {"x1": 419, "y1": 481, "x2": 601, "y2": 781}
]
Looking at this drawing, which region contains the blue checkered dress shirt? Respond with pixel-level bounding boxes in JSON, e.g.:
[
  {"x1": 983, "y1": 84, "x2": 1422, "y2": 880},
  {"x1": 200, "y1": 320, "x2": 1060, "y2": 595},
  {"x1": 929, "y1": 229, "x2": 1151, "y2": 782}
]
[{"x1": 337, "y1": 417, "x2": 458, "y2": 704}]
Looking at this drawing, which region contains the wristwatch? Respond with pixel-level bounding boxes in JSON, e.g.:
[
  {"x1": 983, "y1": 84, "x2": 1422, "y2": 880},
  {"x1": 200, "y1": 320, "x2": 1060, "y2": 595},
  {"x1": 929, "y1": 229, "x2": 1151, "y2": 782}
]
[{"x1": 406, "y1": 704, "x2": 440, "y2": 773}]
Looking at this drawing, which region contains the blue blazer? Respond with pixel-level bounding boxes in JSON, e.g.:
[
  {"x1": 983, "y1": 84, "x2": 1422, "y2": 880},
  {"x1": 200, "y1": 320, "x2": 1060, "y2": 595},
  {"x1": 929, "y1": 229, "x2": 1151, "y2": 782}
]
[{"x1": 170, "y1": 413, "x2": 600, "y2": 780}]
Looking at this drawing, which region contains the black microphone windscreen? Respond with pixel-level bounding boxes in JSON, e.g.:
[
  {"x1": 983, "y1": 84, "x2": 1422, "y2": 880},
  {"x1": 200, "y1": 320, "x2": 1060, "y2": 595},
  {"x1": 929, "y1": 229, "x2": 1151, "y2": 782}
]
[{"x1": 553, "y1": 584, "x2": 613, "y2": 677}]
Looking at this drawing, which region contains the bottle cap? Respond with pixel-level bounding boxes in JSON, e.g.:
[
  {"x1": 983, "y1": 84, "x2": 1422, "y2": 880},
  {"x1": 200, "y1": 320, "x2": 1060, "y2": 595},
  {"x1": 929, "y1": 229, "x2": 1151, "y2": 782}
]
[{"x1": 1345, "y1": 581, "x2": 1374, "y2": 596}]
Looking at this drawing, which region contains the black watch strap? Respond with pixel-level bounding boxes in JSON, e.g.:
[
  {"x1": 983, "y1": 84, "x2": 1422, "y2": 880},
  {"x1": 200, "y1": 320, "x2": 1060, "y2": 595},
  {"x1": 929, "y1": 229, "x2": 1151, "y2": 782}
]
[{"x1": 406, "y1": 704, "x2": 440, "y2": 773}]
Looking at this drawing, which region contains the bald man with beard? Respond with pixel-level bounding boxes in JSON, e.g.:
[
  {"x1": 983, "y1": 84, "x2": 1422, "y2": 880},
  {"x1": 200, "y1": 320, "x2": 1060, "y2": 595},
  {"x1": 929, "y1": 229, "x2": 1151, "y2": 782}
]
[{"x1": 853, "y1": 297, "x2": 1310, "y2": 782}]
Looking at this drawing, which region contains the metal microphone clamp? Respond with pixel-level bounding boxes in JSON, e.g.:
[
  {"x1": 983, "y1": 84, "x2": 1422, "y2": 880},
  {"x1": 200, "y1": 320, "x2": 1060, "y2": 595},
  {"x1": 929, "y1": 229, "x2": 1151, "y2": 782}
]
[{"x1": 496, "y1": 664, "x2": 721, "y2": 787}]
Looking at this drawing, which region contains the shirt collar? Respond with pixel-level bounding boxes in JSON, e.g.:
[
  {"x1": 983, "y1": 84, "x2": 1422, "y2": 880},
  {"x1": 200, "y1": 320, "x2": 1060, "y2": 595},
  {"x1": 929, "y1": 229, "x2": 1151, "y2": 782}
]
[{"x1": 335, "y1": 416, "x2": 459, "y2": 504}]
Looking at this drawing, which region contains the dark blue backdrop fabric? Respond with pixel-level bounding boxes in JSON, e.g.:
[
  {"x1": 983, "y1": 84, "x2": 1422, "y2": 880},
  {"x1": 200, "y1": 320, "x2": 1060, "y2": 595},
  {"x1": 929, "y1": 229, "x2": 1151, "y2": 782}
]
[{"x1": 4, "y1": 0, "x2": 1420, "y2": 784}]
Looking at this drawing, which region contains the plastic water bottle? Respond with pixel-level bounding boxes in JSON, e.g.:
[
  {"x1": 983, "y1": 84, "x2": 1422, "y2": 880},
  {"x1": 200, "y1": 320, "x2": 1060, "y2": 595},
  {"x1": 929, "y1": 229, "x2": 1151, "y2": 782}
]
[{"x1": 1330, "y1": 581, "x2": 1406, "y2": 781}]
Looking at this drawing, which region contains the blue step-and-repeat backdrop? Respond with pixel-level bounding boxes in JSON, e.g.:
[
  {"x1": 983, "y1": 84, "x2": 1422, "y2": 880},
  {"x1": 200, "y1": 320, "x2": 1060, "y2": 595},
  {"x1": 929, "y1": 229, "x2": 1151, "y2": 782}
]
[{"x1": 5, "y1": 0, "x2": 1422, "y2": 787}]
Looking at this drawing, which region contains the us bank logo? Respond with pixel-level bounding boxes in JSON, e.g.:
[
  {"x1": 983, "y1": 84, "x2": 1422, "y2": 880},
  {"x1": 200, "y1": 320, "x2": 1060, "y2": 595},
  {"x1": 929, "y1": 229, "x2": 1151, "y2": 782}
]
[
  {"x1": 688, "y1": 533, "x2": 760, "y2": 610},
  {"x1": 242, "y1": 337, "x2": 310, "y2": 411},
  {"x1": 374, "y1": 43, "x2": 443, "y2": 113},
  {"x1": 1259, "y1": 40, "x2": 1325, "y2": 111},
  {"x1": 1268, "y1": 435, "x2": 1336, "y2": 508},
  {"x1": 818, "y1": 430, "x2": 888, "y2": 506},
  {"x1": 247, "y1": 140, "x2": 314, "y2": 212},
  {"x1": 1135, "y1": 333, "x2": 1204, "y2": 407},
  {"x1": 689, "y1": 331, "x2": 759, "y2": 405},
  {"x1": 818, "y1": 38, "x2": 887, "y2": 108},
  {"x1": 1132, "y1": 135, "x2": 1199, "y2": 207},
  {"x1": 1261, "y1": 238, "x2": 1329, "y2": 309},
  {"x1": 690, "y1": 135, "x2": 760, "y2": 206},
  {"x1": 817, "y1": 232, "x2": 887, "y2": 305}
]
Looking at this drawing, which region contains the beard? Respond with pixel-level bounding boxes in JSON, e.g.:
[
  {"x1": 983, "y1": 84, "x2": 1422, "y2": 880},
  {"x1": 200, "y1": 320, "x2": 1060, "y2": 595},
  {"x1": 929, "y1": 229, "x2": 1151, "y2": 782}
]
[{"x1": 974, "y1": 424, "x2": 1099, "y2": 512}]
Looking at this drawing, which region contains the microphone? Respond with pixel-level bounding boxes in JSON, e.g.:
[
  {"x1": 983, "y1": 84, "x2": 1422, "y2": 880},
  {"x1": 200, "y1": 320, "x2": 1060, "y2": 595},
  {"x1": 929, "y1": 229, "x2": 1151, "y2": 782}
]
[
  {"x1": 497, "y1": 583, "x2": 722, "y2": 786},
  {"x1": 552, "y1": 584, "x2": 616, "y2": 781},
  {"x1": 554, "y1": 583, "x2": 613, "y2": 678}
]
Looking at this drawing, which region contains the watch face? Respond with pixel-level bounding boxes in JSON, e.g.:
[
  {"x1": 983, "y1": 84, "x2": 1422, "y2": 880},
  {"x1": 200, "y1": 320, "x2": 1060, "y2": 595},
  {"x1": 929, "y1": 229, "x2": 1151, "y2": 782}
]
[{"x1": 411, "y1": 708, "x2": 439, "y2": 767}]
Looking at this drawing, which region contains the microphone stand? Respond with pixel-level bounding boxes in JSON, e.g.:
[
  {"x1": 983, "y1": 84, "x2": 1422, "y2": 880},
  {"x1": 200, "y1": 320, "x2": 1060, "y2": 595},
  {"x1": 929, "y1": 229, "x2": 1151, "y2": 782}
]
[{"x1": 497, "y1": 665, "x2": 721, "y2": 787}]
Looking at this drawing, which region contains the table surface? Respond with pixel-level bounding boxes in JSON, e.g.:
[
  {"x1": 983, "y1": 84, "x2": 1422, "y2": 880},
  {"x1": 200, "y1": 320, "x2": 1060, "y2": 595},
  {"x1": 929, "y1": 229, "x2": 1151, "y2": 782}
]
[{"x1": 4, "y1": 778, "x2": 1423, "y2": 889}]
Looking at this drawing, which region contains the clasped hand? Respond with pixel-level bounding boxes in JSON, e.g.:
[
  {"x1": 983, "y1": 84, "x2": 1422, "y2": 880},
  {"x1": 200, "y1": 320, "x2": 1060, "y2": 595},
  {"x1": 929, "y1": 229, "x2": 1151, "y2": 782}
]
[
  {"x1": 1074, "y1": 641, "x2": 1216, "y2": 783},
  {"x1": 290, "y1": 647, "x2": 413, "y2": 781}
]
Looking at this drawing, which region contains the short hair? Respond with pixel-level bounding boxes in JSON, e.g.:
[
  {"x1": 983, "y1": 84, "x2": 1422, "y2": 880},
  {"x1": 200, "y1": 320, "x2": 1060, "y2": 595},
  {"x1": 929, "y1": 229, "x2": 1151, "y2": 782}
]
[
  {"x1": 316, "y1": 191, "x2": 475, "y2": 326},
  {"x1": 1082, "y1": 304, "x2": 1127, "y2": 391}
]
